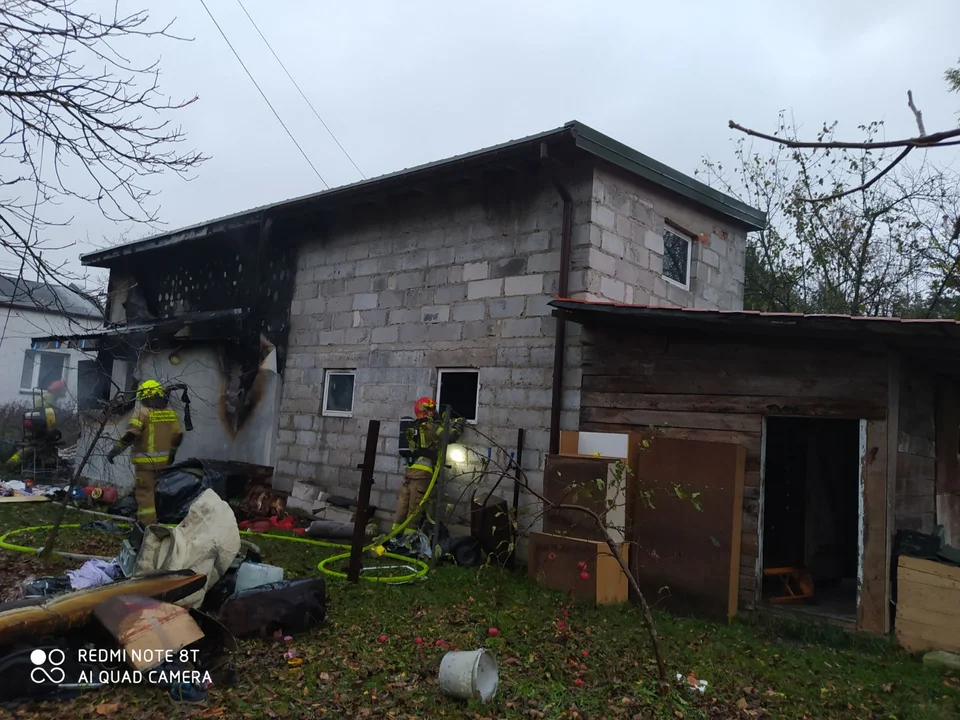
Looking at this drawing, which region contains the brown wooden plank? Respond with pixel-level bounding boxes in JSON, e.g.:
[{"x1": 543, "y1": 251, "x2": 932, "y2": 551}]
[
  {"x1": 898, "y1": 566, "x2": 960, "y2": 592},
  {"x1": 728, "y1": 447, "x2": 746, "y2": 620},
  {"x1": 896, "y1": 454, "x2": 936, "y2": 496},
  {"x1": 581, "y1": 392, "x2": 884, "y2": 419},
  {"x1": 581, "y1": 423, "x2": 762, "y2": 455},
  {"x1": 895, "y1": 618, "x2": 960, "y2": 654},
  {"x1": 899, "y1": 555, "x2": 960, "y2": 583},
  {"x1": 581, "y1": 407, "x2": 762, "y2": 433},
  {"x1": 885, "y1": 353, "x2": 900, "y2": 637},
  {"x1": 897, "y1": 432, "x2": 935, "y2": 458},
  {"x1": 936, "y1": 377, "x2": 960, "y2": 496},
  {"x1": 858, "y1": 420, "x2": 888, "y2": 635},
  {"x1": 581, "y1": 372, "x2": 885, "y2": 404},
  {"x1": 897, "y1": 581, "x2": 960, "y2": 616}
]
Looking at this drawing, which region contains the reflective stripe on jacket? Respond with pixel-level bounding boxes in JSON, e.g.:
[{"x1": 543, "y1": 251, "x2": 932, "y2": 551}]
[{"x1": 121, "y1": 407, "x2": 183, "y2": 465}]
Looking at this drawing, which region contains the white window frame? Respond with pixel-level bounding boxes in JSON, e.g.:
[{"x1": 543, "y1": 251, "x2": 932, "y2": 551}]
[
  {"x1": 20, "y1": 350, "x2": 68, "y2": 394},
  {"x1": 661, "y1": 229, "x2": 692, "y2": 291},
  {"x1": 436, "y1": 368, "x2": 480, "y2": 424},
  {"x1": 322, "y1": 370, "x2": 356, "y2": 417}
]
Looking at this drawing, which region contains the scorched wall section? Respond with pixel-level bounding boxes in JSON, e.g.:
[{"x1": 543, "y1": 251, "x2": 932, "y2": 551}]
[{"x1": 275, "y1": 173, "x2": 593, "y2": 524}]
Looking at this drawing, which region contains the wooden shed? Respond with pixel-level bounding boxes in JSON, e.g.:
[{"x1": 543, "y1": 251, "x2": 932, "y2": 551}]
[{"x1": 550, "y1": 299, "x2": 960, "y2": 636}]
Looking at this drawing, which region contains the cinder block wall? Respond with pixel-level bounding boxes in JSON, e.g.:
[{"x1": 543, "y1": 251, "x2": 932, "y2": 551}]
[
  {"x1": 275, "y1": 170, "x2": 594, "y2": 529},
  {"x1": 579, "y1": 165, "x2": 747, "y2": 309}
]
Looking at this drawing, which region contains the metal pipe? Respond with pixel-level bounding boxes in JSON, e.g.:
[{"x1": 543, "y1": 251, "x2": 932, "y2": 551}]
[{"x1": 542, "y1": 143, "x2": 573, "y2": 455}]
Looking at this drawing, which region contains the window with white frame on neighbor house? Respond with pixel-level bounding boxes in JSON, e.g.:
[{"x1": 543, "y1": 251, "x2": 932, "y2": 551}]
[
  {"x1": 662, "y1": 229, "x2": 692, "y2": 289},
  {"x1": 436, "y1": 369, "x2": 479, "y2": 422},
  {"x1": 322, "y1": 370, "x2": 356, "y2": 417},
  {"x1": 20, "y1": 350, "x2": 67, "y2": 393}
]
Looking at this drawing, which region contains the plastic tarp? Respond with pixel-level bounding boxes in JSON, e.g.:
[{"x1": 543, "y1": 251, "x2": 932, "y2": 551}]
[{"x1": 134, "y1": 489, "x2": 241, "y2": 608}]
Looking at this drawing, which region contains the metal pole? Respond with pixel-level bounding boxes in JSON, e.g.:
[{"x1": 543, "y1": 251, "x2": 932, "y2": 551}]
[
  {"x1": 347, "y1": 419, "x2": 380, "y2": 583},
  {"x1": 430, "y1": 405, "x2": 452, "y2": 569},
  {"x1": 508, "y1": 428, "x2": 525, "y2": 569}
]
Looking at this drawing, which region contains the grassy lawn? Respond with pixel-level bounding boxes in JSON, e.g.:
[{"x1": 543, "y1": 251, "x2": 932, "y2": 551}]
[{"x1": 0, "y1": 503, "x2": 957, "y2": 719}]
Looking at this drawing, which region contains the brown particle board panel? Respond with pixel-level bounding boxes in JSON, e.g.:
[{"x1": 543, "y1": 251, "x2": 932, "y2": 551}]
[
  {"x1": 528, "y1": 531, "x2": 629, "y2": 605},
  {"x1": 895, "y1": 555, "x2": 960, "y2": 653},
  {"x1": 629, "y1": 437, "x2": 745, "y2": 623}
]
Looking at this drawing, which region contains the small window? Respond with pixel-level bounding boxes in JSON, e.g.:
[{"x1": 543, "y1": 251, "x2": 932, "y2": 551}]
[
  {"x1": 20, "y1": 350, "x2": 67, "y2": 392},
  {"x1": 322, "y1": 371, "x2": 356, "y2": 417},
  {"x1": 662, "y1": 229, "x2": 691, "y2": 289},
  {"x1": 436, "y1": 369, "x2": 480, "y2": 423}
]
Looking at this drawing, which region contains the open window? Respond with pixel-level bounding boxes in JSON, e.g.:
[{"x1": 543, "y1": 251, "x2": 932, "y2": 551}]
[
  {"x1": 322, "y1": 370, "x2": 356, "y2": 417},
  {"x1": 662, "y1": 229, "x2": 692, "y2": 289},
  {"x1": 436, "y1": 369, "x2": 479, "y2": 422},
  {"x1": 20, "y1": 350, "x2": 67, "y2": 393}
]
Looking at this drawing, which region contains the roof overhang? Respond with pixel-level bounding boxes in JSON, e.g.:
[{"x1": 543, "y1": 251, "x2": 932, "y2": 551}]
[
  {"x1": 31, "y1": 308, "x2": 247, "y2": 348},
  {"x1": 82, "y1": 121, "x2": 766, "y2": 268},
  {"x1": 549, "y1": 298, "x2": 960, "y2": 352}
]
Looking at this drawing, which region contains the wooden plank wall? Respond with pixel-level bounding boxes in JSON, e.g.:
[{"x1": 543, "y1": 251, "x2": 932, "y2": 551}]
[
  {"x1": 578, "y1": 328, "x2": 888, "y2": 608},
  {"x1": 896, "y1": 369, "x2": 937, "y2": 534},
  {"x1": 895, "y1": 555, "x2": 960, "y2": 653}
]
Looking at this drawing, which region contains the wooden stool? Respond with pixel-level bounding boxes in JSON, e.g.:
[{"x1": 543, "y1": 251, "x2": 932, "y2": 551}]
[{"x1": 764, "y1": 566, "x2": 815, "y2": 604}]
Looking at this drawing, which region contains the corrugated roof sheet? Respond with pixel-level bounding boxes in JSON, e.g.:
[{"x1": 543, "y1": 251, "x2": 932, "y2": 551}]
[{"x1": 0, "y1": 274, "x2": 101, "y2": 319}]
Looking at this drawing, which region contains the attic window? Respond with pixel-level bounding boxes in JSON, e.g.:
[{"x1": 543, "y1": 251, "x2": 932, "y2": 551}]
[{"x1": 662, "y1": 229, "x2": 691, "y2": 290}]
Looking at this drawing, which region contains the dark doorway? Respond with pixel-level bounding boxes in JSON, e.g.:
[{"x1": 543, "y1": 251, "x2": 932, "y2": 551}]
[{"x1": 762, "y1": 418, "x2": 861, "y2": 622}]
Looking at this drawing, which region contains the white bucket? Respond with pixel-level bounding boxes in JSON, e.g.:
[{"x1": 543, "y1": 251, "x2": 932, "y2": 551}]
[
  {"x1": 438, "y1": 648, "x2": 498, "y2": 703},
  {"x1": 234, "y1": 562, "x2": 284, "y2": 593}
]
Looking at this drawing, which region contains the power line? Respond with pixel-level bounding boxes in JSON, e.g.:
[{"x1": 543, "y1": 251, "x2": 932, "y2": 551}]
[
  {"x1": 235, "y1": 0, "x2": 366, "y2": 180},
  {"x1": 198, "y1": 0, "x2": 329, "y2": 188}
]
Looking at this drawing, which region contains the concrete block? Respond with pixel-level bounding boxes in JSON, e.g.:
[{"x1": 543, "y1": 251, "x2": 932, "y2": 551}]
[
  {"x1": 453, "y1": 302, "x2": 485, "y2": 322},
  {"x1": 710, "y1": 233, "x2": 728, "y2": 257},
  {"x1": 586, "y1": 247, "x2": 617, "y2": 276},
  {"x1": 389, "y1": 271, "x2": 424, "y2": 291},
  {"x1": 435, "y1": 284, "x2": 467, "y2": 304},
  {"x1": 400, "y1": 251, "x2": 430, "y2": 271},
  {"x1": 524, "y1": 295, "x2": 552, "y2": 317},
  {"x1": 468, "y1": 278, "x2": 503, "y2": 299},
  {"x1": 344, "y1": 327, "x2": 370, "y2": 345},
  {"x1": 421, "y1": 305, "x2": 450, "y2": 323},
  {"x1": 425, "y1": 267, "x2": 448, "y2": 287},
  {"x1": 530, "y1": 347, "x2": 555, "y2": 366},
  {"x1": 388, "y1": 308, "x2": 420, "y2": 325},
  {"x1": 527, "y1": 388, "x2": 552, "y2": 408},
  {"x1": 702, "y1": 246, "x2": 720, "y2": 269},
  {"x1": 601, "y1": 230, "x2": 626, "y2": 258},
  {"x1": 448, "y1": 265, "x2": 464, "y2": 284},
  {"x1": 463, "y1": 262, "x2": 489, "y2": 281},
  {"x1": 600, "y1": 276, "x2": 626, "y2": 302},
  {"x1": 356, "y1": 258, "x2": 380, "y2": 276},
  {"x1": 492, "y1": 257, "x2": 527, "y2": 278},
  {"x1": 405, "y1": 288, "x2": 435, "y2": 306},
  {"x1": 429, "y1": 247, "x2": 456, "y2": 266},
  {"x1": 616, "y1": 214, "x2": 635, "y2": 240},
  {"x1": 333, "y1": 312, "x2": 354, "y2": 330},
  {"x1": 378, "y1": 290, "x2": 406, "y2": 309},
  {"x1": 321, "y1": 278, "x2": 346, "y2": 297},
  {"x1": 644, "y1": 230, "x2": 664, "y2": 254},
  {"x1": 326, "y1": 295, "x2": 352, "y2": 313},
  {"x1": 297, "y1": 430, "x2": 318, "y2": 447},
  {"x1": 528, "y1": 251, "x2": 560, "y2": 273},
  {"x1": 593, "y1": 203, "x2": 616, "y2": 230},
  {"x1": 398, "y1": 324, "x2": 428, "y2": 343},
  {"x1": 318, "y1": 329, "x2": 346, "y2": 345},
  {"x1": 666, "y1": 281, "x2": 691, "y2": 305},
  {"x1": 463, "y1": 321, "x2": 496, "y2": 340},
  {"x1": 519, "y1": 231, "x2": 551, "y2": 253},
  {"x1": 502, "y1": 318, "x2": 541, "y2": 337},
  {"x1": 293, "y1": 414, "x2": 313, "y2": 431},
  {"x1": 345, "y1": 277, "x2": 374, "y2": 294},
  {"x1": 278, "y1": 429, "x2": 296, "y2": 445},
  {"x1": 303, "y1": 297, "x2": 326, "y2": 315},
  {"x1": 455, "y1": 243, "x2": 486, "y2": 264},
  {"x1": 358, "y1": 309, "x2": 388, "y2": 326},
  {"x1": 426, "y1": 323, "x2": 463, "y2": 342},
  {"x1": 488, "y1": 296, "x2": 525, "y2": 318},
  {"x1": 512, "y1": 368, "x2": 543, "y2": 386},
  {"x1": 504, "y1": 274, "x2": 544, "y2": 296},
  {"x1": 497, "y1": 346, "x2": 530, "y2": 366}
]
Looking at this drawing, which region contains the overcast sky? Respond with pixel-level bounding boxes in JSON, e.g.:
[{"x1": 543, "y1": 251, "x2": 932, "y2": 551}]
[{"x1": 7, "y1": 0, "x2": 960, "y2": 287}]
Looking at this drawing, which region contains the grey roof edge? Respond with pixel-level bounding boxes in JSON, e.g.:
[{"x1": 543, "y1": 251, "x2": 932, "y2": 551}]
[
  {"x1": 82, "y1": 120, "x2": 766, "y2": 267},
  {"x1": 566, "y1": 121, "x2": 766, "y2": 231}
]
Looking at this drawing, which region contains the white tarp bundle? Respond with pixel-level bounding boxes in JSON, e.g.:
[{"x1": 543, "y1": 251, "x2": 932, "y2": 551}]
[{"x1": 134, "y1": 488, "x2": 241, "y2": 607}]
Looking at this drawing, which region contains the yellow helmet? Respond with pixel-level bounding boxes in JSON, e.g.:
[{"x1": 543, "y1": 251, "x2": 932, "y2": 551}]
[{"x1": 136, "y1": 379, "x2": 165, "y2": 400}]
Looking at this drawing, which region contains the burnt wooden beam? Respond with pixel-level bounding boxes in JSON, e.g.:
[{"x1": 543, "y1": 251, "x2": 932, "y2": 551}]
[{"x1": 347, "y1": 419, "x2": 381, "y2": 583}]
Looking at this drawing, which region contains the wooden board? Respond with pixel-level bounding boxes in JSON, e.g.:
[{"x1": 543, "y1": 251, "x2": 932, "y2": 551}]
[
  {"x1": 896, "y1": 556, "x2": 960, "y2": 653},
  {"x1": 528, "y1": 532, "x2": 629, "y2": 605},
  {"x1": 542, "y1": 455, "x2": 624, "y2": 543},
  {"x1": 629, "y1": 437, "x2": 746, "y2": 623},
  {"x1": 859, "y1": 420, "x2": 888, "y2": 635},
  {"x1": 0, "y1": 495, "x2": 50, "y2": 503}
]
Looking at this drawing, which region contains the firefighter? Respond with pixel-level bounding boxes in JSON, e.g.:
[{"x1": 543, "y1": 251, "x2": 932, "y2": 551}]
[
  {"x1": 4, "y1": 379, "x2": 68, "y2": 473},
  {"x1": 106, "y1": 380, "x2": 183, "y2": 526},
  {"x1": 394, "y1": 397, "x2": 463, "y2": 533}
]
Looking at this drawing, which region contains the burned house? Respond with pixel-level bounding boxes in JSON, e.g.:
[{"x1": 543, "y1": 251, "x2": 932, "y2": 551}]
[
  {"x1": 44, "y1": 121, "x2": 762, "y2": 509},
  {"x1": 549, "y1": 299, "x2": 960, "y2": 636}
]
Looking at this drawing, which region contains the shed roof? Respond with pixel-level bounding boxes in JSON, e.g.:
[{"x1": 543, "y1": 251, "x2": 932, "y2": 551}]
[
  {"x1": 549, "y1": 298, "x2": 960, "y2": 350},
  {"x1": 0, "y1": 274, "x2": 101, "y2": 319},
  {"x1": 82, "y1": 121, "x2": 766, "y2": 268}
]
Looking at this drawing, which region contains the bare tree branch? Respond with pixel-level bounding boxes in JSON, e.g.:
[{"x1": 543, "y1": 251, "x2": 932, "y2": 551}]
[
  {"x1": 728, "y1": 120, "x2": 960, "y2": 150},
  {"x1": 907, "y1": 90, "x2": 926, "y2": 136}
]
